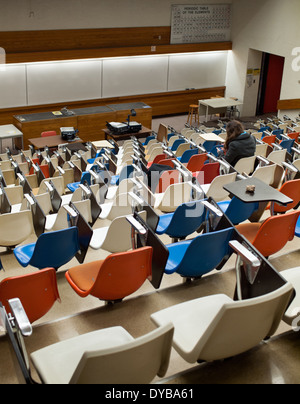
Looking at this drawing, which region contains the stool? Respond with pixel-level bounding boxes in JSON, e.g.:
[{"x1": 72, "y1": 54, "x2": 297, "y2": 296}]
[{"x1": 187, "y1": 104, "x2": 200, "y2": 126}]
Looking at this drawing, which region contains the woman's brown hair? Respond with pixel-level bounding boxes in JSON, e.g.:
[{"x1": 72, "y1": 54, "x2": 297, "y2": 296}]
[{"x1": 225, "y1": 120, "x2": 245, "y2": 151}]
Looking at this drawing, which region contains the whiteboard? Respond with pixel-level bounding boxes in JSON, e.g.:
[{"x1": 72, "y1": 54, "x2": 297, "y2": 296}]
[
  {"x1": 168, "y1": 52, "x2": 228, "y2": 91},
  {"x1": 0, "y1": 65, "x2": 27, "y2": 108},
  {"x1": 27, "y1": 60, "x2": 102, "y2": 105},
  {"x1": 102, "y1": 56, "x2": 169, "y2": 98}
]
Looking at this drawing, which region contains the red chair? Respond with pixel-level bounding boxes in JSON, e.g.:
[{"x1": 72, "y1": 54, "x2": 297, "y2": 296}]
[
  {"x1": 156, "y1": 170, "x2": 181, "y2": 193},
  {"x1": 29, "y1": 163, "x2": 50, "y2": 178},
  {"x1": 287, "y1": 132, "x2": 299, "y2": 142},
  {"x1": 194, "y1": 162, "x2": 220, "y2": 185},
  {"x1": 65, "y1": 247, "x2": 153, "y2": 303},
  {"x1": 147, "y1": 153, "x2": 167, "y2": 169},
  {"x1": 236, "y1": 210, "x2": 300, "y2": 257},
  {"x1": 158, "y1": 159, "x2": 176, "y2": 169},
  {"x1": 0, "y1": 268, "x2": 60, "y2": 323},
  {"x1": 41, "y1": 131, "x2": 57, "y2": 138},
  {"x1": 186, "y1": 153, "x2": 207, "y2": 172}
]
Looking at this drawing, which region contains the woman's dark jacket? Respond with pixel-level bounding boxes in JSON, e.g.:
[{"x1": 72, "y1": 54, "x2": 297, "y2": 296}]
[{"x1": 223, "y1": 132, "x2": 256, "y2": 167}]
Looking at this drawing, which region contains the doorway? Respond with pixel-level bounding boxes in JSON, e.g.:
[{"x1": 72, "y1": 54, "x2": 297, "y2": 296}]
[{"x1": 257, "y1": 52, "x2": 285, "y2": 115}]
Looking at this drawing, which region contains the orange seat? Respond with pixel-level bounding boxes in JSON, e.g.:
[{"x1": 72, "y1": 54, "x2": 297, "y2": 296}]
[
  {"x1": 29, "y1": 163, "x2": 50, "y2": 178},
  {"x1": 236, "y1": 211, "x2": 300, "y2": 257},
  {"x1": 65, "y1": 247, "x2": 153, "y2": 302},
  {"x1": 41, "y1": 131, "x2": 57, "y2": 138},
  {"x1": 0, "y1": 268, "x2": 60, "y2": 323},
  {"x1": 272, "y1": 179, "x2": 300, "y2": 214},
  {"x1": 186, "y1": 153, "x2": 207, "y2": 172},
  {"x1": 287, "y1": 132, "x2": 299, "y2": 141},
  {"x1": 262, "y1": 135, "x2": 276, "y2": 146},
  {"x1": 158, "y1": 159, "x2": 176, "y2": 169},
  {"x1": 156, "y1": 170, "x2": 180, "y2": 193}
]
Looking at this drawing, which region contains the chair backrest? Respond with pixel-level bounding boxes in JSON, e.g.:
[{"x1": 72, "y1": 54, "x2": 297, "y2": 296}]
[
  {"x1": 30, "y1": 226, "x2": 80, "y2": 270},
  {"x1": 197, "y1": 162, "x2": 220, "y2": 185},
  {"x1": 186, "y1": 153, "x2": 207, "y2": 172},
  {"x1": 273, "y1": 179, "x2": 300, "y2": 213},
  {"x1": 156, "y1": 170, "x2": 181, "y2": 194},
  {"x1": 175, "y1": 142, "x2": 190, "y2": 157},
  {"x1": 197, "y1": 283, "x2": 294, "y2": 362},
  {"x1": 252, "y1": 164, "x2": 277, "y2": 185},
  {"x1": 234, "y1": 156, "x2": 256, "y2": 175},
  {"x1": 224, "y1": 197, "x2": 259, "y2": 225},
  {"x1": 179, "y1": 148, "x2": 198, "y2": 164},
  {"x1": 157, "y1": 182, "x2": 193, "y2": 213},
  {"x1": 89, "y1": 247, "x2": 153, "y2": 301},
  {"x1": 262, "y1": 135, "x2": 276, "y2": 146},
  {"x1": 171, "y1": 138, "x2": 185, "y2": 152},
  {"x1": 161, "y1": 199, "x2": 207, "y2": 239},
  {"x1": 0, "y1": 210, "x2": 34, "y2": 247},
  {"x1": 205, "y1": 172, "x2": 237, "y2": 202},
  {"x1": 70, "y1": 323, "x2": 174, "y2": 384},
  {"x1": 267, "y1": 149, "x2": 287, "y2": 165},
  {"x1": 280, "y1": 138, "x2": 295, "y2": 153},
  {"x1": 173, "y1": 227, "x2": 235, "y2": 278},
  {"x1": 0, "y1": 268, "x2": 60, "y2": 323},
  {"x1": 253, "y1": 211, "x2": 300, "y2": 257}
]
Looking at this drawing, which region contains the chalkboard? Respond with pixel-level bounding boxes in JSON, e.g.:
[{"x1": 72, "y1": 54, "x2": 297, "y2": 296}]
[
  {"x1": 27, "y1": 60, "x2": 102, "y2": 105},
  {"x1": 102, "y1": 56, "x2": 169, "y2": 98},
  {"x1": 171, "y1": 4, "x2": 231, "y2": 44}
]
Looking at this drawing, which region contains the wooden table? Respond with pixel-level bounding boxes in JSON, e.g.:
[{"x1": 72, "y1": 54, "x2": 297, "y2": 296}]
[
  {"x1": 102, "y1": 126, "x2": 153, "y2": 142},
  {"x1": 28, "y1": 135, "x2": 83, "y2": 149},
  {"x1": 13, "y1": 102, "x2": 152, "y2": 148}
]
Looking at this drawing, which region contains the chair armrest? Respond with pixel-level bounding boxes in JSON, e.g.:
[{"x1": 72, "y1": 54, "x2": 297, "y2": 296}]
[
  {"x1": 126, "y1": 215, "x2": 147, "y2": 235},
  {"x1": 229, "y1": 240, "x2": 261, "y2": 269},
  {"x1": 9, "y1": 298, "x2": 32, "y2": 337}
]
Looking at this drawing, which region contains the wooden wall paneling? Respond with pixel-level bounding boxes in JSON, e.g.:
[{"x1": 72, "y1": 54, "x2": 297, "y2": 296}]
[
  {"x1": 277, "y1": 99, "x2": 300, "y2": 111},
  {"x1": 77, "y1": 111, "x2": 118, "y2": 143}
]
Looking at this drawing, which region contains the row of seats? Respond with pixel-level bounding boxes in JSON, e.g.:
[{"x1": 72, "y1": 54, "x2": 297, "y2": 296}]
[{"x1": 1, "y1": 119, "x2": 300, "y2": 383}]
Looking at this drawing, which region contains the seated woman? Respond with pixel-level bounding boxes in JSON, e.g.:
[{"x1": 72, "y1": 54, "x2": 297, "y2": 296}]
[{"x1": 219, "y1": 120, "x2": 256, "y2": 167}]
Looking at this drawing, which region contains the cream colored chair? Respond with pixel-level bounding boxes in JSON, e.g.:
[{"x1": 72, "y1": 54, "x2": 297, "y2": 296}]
[
  {"x1": 280, "y1": 267, "x2": 300, "y2": 326},
  {"x1": 151, "y1": 282, "x2": 294, "y2": 363},
  {"x1": 4, "y1": 186, "x2": 24, "y2": 213},
  {"x1": 99, "y1": 192, "x2": 137, "y2": 221},
  {"x1": 0, "y1": 210, "x2": 34, "y2": 247},
  {"x1": 234, "y1": 156, "x2": 256, "y2": 176},
  {"x1": 267, "y1": 149, "x2": 287, "y2": 166},
  {"x1": 250, "y1": 164, "x2": 277, "y2": 186},
  {"x1": 154, "y1": 182, "x2": 193, "y2": 213},
  {"x1": 90, "y1": 211, "x2": 146, "y2": 252},
  {"x1": 26, "y1": 322, "x2": 174, "y2": 384},
  {"x1": 200, "y1": 172, "x2": 237, "y2": 202}
]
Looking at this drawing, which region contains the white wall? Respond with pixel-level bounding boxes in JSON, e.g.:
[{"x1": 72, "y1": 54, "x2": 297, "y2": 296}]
[
  {"x1": 226, "y1": 0, "x2": 300, "y2": 117},
  {"x1": 0, "y1": 0, "x2": 232, "y2": 31}
]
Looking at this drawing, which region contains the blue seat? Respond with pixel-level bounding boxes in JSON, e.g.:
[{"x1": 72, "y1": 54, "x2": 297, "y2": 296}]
[
  {"x1": 143, "y1": 135, "x2": 155, "y2": 146},
  {"x1": 177, "y1": 148, "x2": 198, "y2": 164},
  {"x1": 165, "y1": 227, "x2": 235, "y2": 277},
  {"x1": 272, "y1": 129, "x2": 284, "y2": 139},
  {"x1": 218, "y1": 197, "x2": 259, "y2": 225},
  {"x1": 156, "y1": 200, "x2": 207, "y2": 240},
  {"x1": 295, "y1": 216, "x2": 300, "y2": 238},
  {"x1": 14, "y1": 227, "x2": 80, "y2": 271},
  {"x1": 203, "y1": 141, "x2": 217, "y2": 153},
  {"x1": 67, "y1": 171, "x2": 91, "y2": 193},
  {"x1": 170, "y1": 139, "x2": 186, "y2": 152},
  {"x1": 279, "y1": 139, "x2": 295, "y2": 154},
  {"x1": 110, "y1": 164, "x2": 135, "y2": 186}
]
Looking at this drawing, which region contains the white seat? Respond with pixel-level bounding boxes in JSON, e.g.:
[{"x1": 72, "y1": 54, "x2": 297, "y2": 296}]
[
  {"x1": 201, "y1": 172, "x2": 237, "y2": 202},
  {"x1": 154, "y1": 182, "x2": 194, "y2": 213},
  {"x1": 234, "y1": 156, "x2": 256, "y2": 175},
  {"x1": 90, "y1": 211, "x2": 146, "y2": 252},
  {"x1": 280, "y1": 267, "x2": 300, "y2": 326},
  {"x1": 30, "y1": 323, "x2": 174, "y2": 384},
  {"x1": 267, "y1": 149, "x2": 287, "y2": 166},
  {"x1": 0, "y1": 210, "x2": 34, "y2": 247},
  {"x1": 250, "y1": 164, "x2": 277, "y2": 186},
  {"x1": 151, "y1": 283, "x2": 294, "y2": 363}
]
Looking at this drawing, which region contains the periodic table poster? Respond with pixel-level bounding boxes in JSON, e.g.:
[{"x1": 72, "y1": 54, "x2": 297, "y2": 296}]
[{"x1": 171, "y1": 4, "x2": 231, "y2": 44}]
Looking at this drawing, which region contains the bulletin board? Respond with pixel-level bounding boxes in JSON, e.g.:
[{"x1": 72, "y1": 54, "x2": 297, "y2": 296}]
[{"x1": 171, "y1": 4, "x2": 231, "y2": 44}]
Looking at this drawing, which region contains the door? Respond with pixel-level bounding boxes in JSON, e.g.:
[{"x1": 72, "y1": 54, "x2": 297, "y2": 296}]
[{"x1": 257, "y1": 53, "x2": 285, "y2": 115}]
